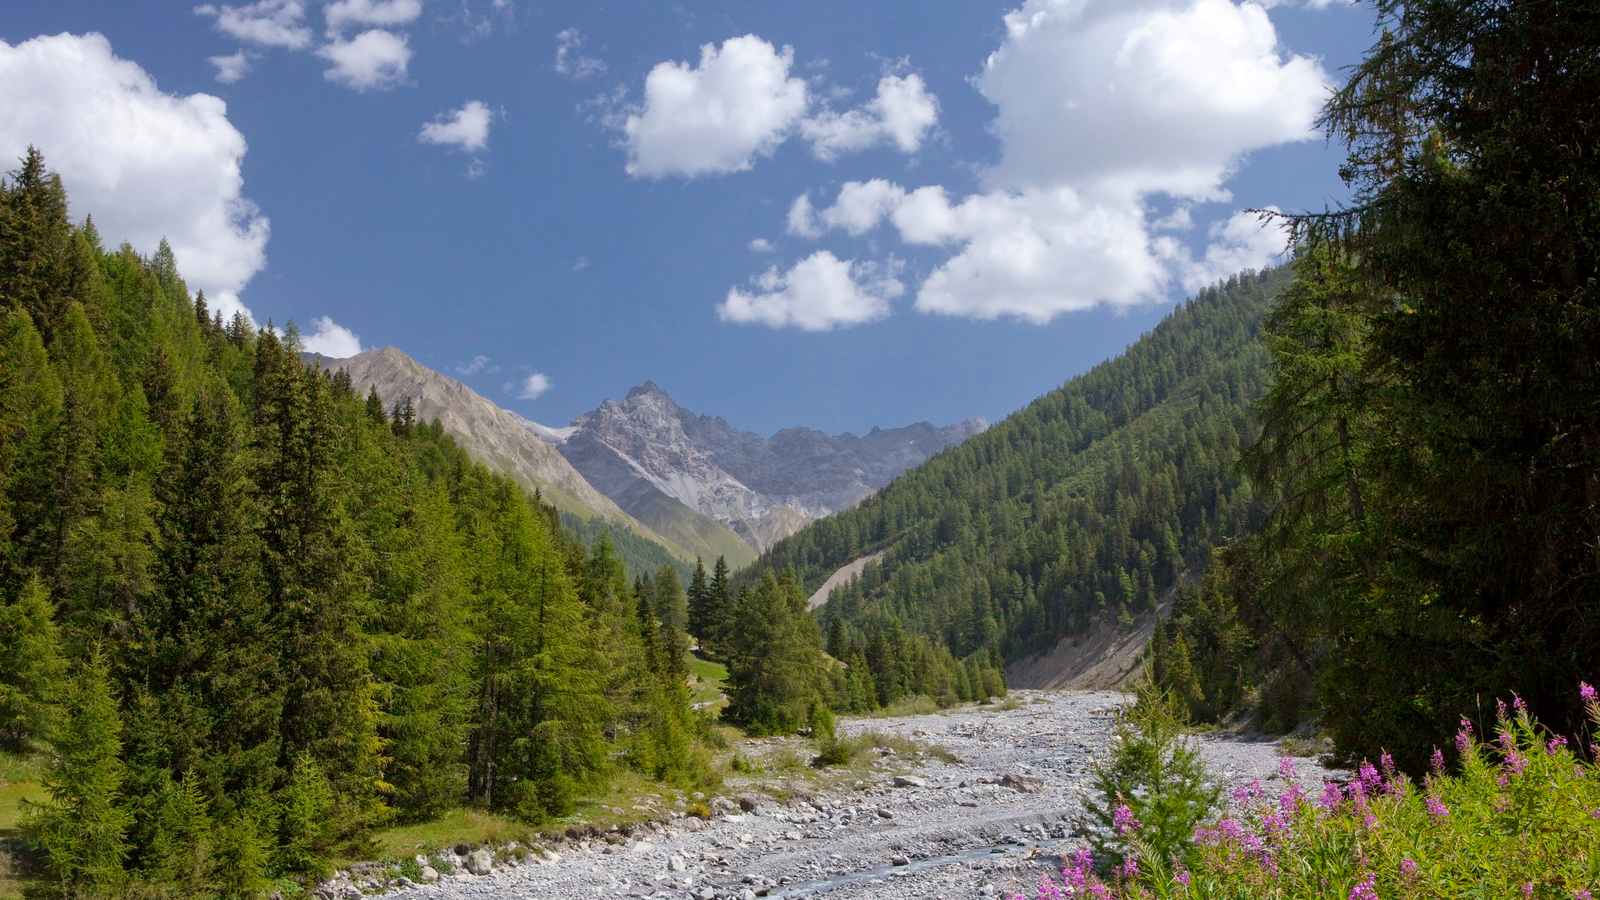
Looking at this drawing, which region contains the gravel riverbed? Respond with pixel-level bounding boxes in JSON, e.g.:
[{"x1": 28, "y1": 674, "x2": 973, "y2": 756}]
[{"x1": 358, "y1": 691, "x2": 1338, "y2": 900}]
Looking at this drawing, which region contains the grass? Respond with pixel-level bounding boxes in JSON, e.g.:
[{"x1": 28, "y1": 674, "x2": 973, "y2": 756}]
[
  {"x1": 863, "y1": 695, "x2": 942, "y2": 718},
  {"x1": 0, "y1": 753, "x2": 46, "y2": 900},
  {"x1": 687, "y1": 654, "x2": 729, "y2": 710}
]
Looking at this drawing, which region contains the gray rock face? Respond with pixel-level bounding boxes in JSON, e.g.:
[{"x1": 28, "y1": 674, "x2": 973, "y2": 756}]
[
  {"x1": 550, "y1": 381, "x2": 986, "y2": 552},
  {"x1": 304, "y1": 348, "x2": 672, "y2": 549}
]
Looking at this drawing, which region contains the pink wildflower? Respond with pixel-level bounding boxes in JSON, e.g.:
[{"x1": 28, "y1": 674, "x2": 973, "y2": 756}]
[
  {"x1": 1505, "y1": 749, "x2": 1528, "y2": 776},
  {"x1": 1523, "y1": 884, "x2": 1534, "y2": 898},
  {"x1": 1279, "y1": 784, "x2": 1304, "y2": 818},
  {"x1": 1581, "y1": 681, "x2": 1597, "y2": 703},
  {"x1": 1113, "y1": 803, "x2": 1141, "y2": 836},
  {"x1": 1425, "y1": 795, "x2": 1449, "y2": 820},
  {"x1": 1431, "y1": 746, "x2": 1445, "y2": 774},
  {"x1": 1497, "y1": 698, "x2": 1509, "y2": 721},
  {"x1": 1349, "y1": 872, "x2": 1379, "y2": 900},
  {"x1": 1319, "y1": 781, "x2": 1344, "y2": 811},
  {"x1": 1379, "y1": 751, "x2": 1396, "y2": 776},
  {"x1": 1279, "y1": 757, "x2": 1297, "y2": 780},
  {"x1": 1575, "y1": 890, "x2": 1593, "y2": 900},
  {"x1": 1513, "y1": 694, "x2": 1527, "y2": 714},
  {"x1": 1358, "y1": 761, "x2": 1383, "y2": 795},
  {"x1": 1176, "y1": 869, "x2": 1191, "y2": 888},
  {"x1": 1400, "y1": 858, "x2": 1418, "y2": 878},
  {"x1": 1121, "y1": 856, "x2": 1138, "y2": 880},
  {"x1": 1548, "y1": 735, "x2": 1569, "y2": 755}
]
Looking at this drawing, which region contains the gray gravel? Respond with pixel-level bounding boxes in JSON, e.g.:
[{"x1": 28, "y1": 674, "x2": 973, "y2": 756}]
[{"x1": 354, "y1": 691, "x2": 1338, "y2": 900}]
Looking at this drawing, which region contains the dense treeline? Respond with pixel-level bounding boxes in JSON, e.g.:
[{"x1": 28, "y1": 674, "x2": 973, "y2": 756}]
[
  {"x1": 0, "y1": 150, "x2": 711, "y2": 897},
  {"x1": 1152, "y1": 0, "x2": 1600, "y2": 771},
  {"x1": 739, "y1": 270, "x2": 1284, "y2": 701}
]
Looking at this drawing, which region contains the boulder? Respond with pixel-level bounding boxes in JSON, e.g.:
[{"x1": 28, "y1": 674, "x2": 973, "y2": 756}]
[{"x1": 465, "y1": 848, "x2": 494, "y2": 876}]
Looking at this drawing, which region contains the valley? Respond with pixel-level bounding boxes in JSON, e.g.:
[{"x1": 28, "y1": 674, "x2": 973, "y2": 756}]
[{"x1": 355, "y1": 692, "x2": 1335, "y2": 900}]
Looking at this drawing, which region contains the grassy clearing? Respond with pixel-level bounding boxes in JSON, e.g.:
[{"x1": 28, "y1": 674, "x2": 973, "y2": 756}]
[
  {"x1": 862, "y1": 695, "x2": 942, "y2": 718},
  {"x1": 0, "y1": 753, "x2": 46, "y2": 900},
  {"x1": 688, "y1": 654, "x2": 728, "y2": 710}
]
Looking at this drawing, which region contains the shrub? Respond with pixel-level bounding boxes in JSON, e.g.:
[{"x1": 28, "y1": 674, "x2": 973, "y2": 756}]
[
  {"x1": 1020, "y1": 682, "x2": 1600, "y2": 898},
  {"x1": 1084, "y1": 679, "x2": 1218, "y2": 869}
]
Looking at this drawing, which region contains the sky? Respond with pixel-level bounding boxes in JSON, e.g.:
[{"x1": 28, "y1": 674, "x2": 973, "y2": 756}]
[{"x1": 0, "y1": 0, "x2": 1374, "y2": 435}]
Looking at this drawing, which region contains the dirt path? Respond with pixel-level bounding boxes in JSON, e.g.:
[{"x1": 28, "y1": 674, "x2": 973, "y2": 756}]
[{"x1": 358, "y1": 692, "x2": 1337, "y2": 900}]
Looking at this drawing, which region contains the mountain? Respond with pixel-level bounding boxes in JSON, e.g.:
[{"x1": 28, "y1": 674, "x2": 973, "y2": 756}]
[
  {"x1": 307, "y1": 347, "x2": 705, "y2": 570},
  {"x1": 540, "y1": 381, "x2": 987, "y2": 553},
  {"x1": 738, "y1": 268, "x2": 1286, "y2": 689}
]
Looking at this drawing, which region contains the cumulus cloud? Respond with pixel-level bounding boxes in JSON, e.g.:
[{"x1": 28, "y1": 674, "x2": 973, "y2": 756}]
[
  {"x1": 194, "y1": 0, "x2": 312, "y2": 49},
  {"x1": 800, "y1": 72, "x2": 939, "y2": 161},
  {"x1": 300, "y1": 316, "x2": 363, "y2": 356},
  {"x1": 0, "y1": 33, "x2": 269, "y2": 324},
  {"x1": 554, "y1": 28, "x2": 606, "y2": 79},
  {"x1": 208, "y1": 49, "x2": 253, "y2": 83},
  {"x1": 718, "y1": 251, "x2": 903, "y2": 331},
  {"x1": 1169, "y1": 207, "x2": 1290, "y2": 291},
  {"x1": 748, "y1": 238, "x2": 774, "y2": 253},
  {"x1": 317, "y1": 28, "x2": 410, "y2": 90},
  {"x1": 507, "y1": 373, "x2": 552, "y2": 400},
  {"x1": 618, "y1": 35, "x2": 808, "y2": 178},
  {"x1": 777, "y1": 0, "x2": 1326, "y2": 324},
  {"x1": 324, "y1": 0, "x2": 422, "y2": 34},
  {"x1": 418, "y1": 100, "x2": 492, "y2": 151}
]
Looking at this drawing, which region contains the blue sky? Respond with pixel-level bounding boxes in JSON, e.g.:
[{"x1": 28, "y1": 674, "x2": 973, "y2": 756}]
[{"x1": 0, "y1": 0, "x2": 1372, "y2": 435}]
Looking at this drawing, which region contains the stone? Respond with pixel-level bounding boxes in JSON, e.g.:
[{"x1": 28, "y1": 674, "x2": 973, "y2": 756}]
[
  {"x1": 876, "y1": 808, "x2": 894, "y2": 819},
  {"x1": 891, "y1": 854, "x2": 911, "y2": 866},
  {"x1": 418, "y1": 866, "x2": 439, "y2": 884},
  {"x1": 892, "y1": 775, "x2": 927, "y2": 788},
  {"x1": 668, "y1": 854, "x2": 686, "y2": 873},
  {"x1": 465, "y1": 848, "x2": 494, "y2": 876}
]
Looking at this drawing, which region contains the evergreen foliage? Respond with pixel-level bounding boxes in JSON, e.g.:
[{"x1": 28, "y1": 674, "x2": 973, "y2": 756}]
[{"x1": 0, "y1": 150, "x2": 712, "y2": 893}]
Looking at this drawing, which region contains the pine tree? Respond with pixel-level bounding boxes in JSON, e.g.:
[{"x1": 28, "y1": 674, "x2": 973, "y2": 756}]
[
  {"x1": 724, "y1": 573, "x2": 827, "y2": 735},
  {"x1": 652, "y1": 565, "x2": 689, "y2": 676},
  {"x1": 0, "y1": 574, "x2": 66, "y2": 750},
  {"x1": 27, "y1": 648, "x2": 131, "y2": 898},
  {"x1": 686, "y1": 558, "x2": 708, "y2": 645}
]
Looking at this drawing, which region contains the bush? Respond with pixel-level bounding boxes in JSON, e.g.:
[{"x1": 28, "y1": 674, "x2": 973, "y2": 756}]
[
  {"x1": 1024, "y1": 682, "x2": 1600, "y2": 898},
  {"x1": 1084, "y1": 679, "x2": 1219, "y2": 869}
]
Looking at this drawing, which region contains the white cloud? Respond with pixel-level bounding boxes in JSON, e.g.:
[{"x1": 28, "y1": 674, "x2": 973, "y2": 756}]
[
  {"x1": 786, "y1": 193, "x2": 820, "y2": 238},
  {"x1": 208, "y1": 50, "x2": 253, "y2": 83},
  {"x1": 774, "y1": 0, "x2": 1329, "y2": 324},
  {"x1": 800, "y1": 73, "x2": 939, "y2": 161},
  {"x1": 464, "y1": 158, "x2": 486, "y2": 179},
  {"x1": 572, "y1": 256, "x2": 590, "y2": 272},
  {"x1": 719, "y1": 251, "x2": 903, "y2": 331},
  {"x1": 195, "y1": 0, "x2": 312, "y2": 49},
  {"x1": 0, "y1": 33, "x2": 270, "y2": 325},
  {"x1": 317, "y1": 28, "x2": 410, "y2": 90},
  {"x1": 418, "y1": 100, "x2": 492, "y2": 151},
  {"x1": 619, "y1": 35, "x2": 808, "y2": 178},
  {"x1": 1170, "y1": 207, "x2": 1289, "y2": 291},
  {"x1": 747, "y1": 238, "x2": 774, "y2": 253},
  {"x1": 554, "y1": 28, "x2": 606, "y2": 79},
  {"x1": 300, "y1": 316, "x2": 363, "y2": 356},
  {"x1": 324, "y1": 0, "x2": 422, "y2": 34},
  {"x1": 508, "y1": 372, "x2": 552, "y2": 400},
  {"x1": 455, "y1": 354, "x2": 496, "y2": 375}
]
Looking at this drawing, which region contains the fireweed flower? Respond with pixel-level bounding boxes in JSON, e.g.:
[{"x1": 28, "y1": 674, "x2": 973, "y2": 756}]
[
  {"x1": 1522, "y1": 884, "x2": 1534, "y2": 898},
  {"x1": 1359, "y1": 761, "x2": 1383, "y2": 795},
  {"x1": 1581, "y1": 681, "x2": 1597, "y2": 703},
  {"x1": 1279, "y1": 784, "x2": 1305, "y2": 818},
  {"x1": 1320, "y1": 781, "x2": 1344, "y2": 811},
  {"x1": 1548, "y1": 735, "x2": 1569, "y2": 755},
  {"x1": 1456, "y1": 718, "x2": 1474, "y2": 754},
  {"x1": 1513, "y1": 694, "x2": 1527, "y2": 714},
  {"x1": 1122, "y1": 856, "x2": 1139, "y2": 880},
  {"x1": 1175, "y1": 869, "x2": 1191, "y2": 888},
  {"x1": 1505, "y1": 749, "x2": 1528, "y2": 776},
  {"x1": 1575, "y1": 889, "x2": 1594, "y2": 900},
  {"x1": 1497, "y1": 698, "x2": 1509, "y2": 721},
  {"x1": 1425, "y1": 794, "x2": 1449, "y2": 819},
  {"x1": 1400, "y1": 858, "x2": 1418, "y2": 878},
  {"x1": 1379, "y1": 751, "x2": 1396, "y2": 776},
  {"x1": 1431, "y1": 746, "x2": 1446, "y2": 774},
  {"x1": 1279, "y1": 757, "x2": 1297, "y2": 780},
  {"x1": 1349, "y1": 872, "x2": 1379, "y2": 900},
  {"x1": 1113, "y1": 803, "x2": 1141, "y2": 836}
]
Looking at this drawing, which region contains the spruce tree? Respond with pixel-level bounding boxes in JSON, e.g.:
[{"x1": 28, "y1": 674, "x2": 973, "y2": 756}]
[
  {"x1": 28, "y1": 648, "x2": 131, "y2": 898},
  {"x1": 0, "y1": 574, "x2": 66, "y2": 750}
]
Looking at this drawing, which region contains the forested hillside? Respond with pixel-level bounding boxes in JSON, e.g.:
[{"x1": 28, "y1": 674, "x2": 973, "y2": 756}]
[
  {"x1": 741, "y1": 268, "x2": 1285, "y2": 699},
  {"x1": 0, "y1": 150, "x2": 712, "y2": 896}
]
